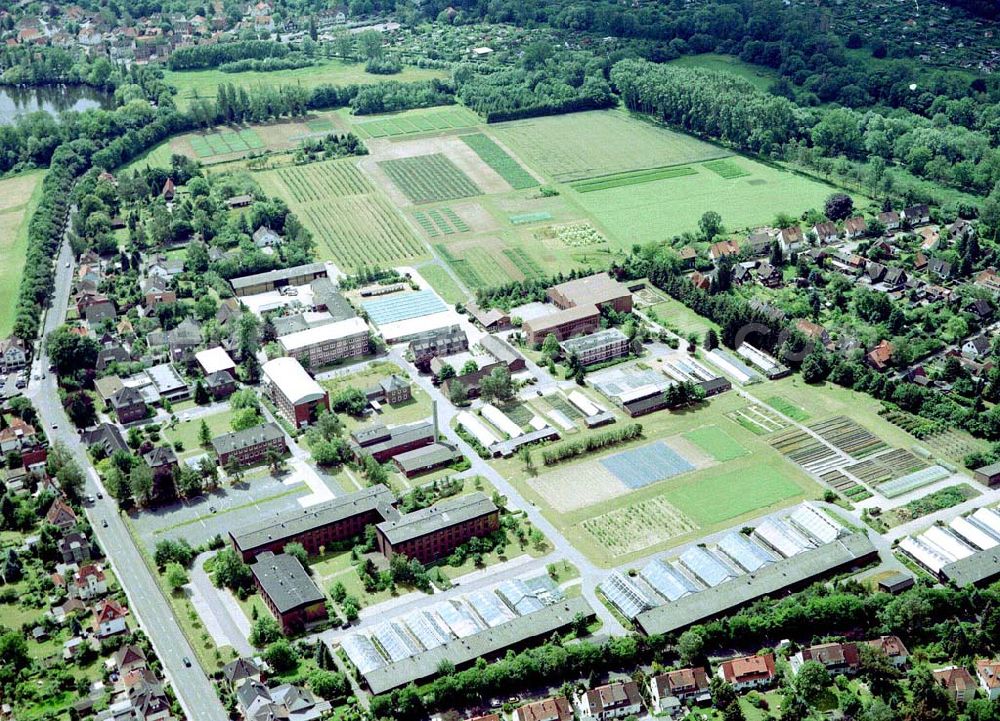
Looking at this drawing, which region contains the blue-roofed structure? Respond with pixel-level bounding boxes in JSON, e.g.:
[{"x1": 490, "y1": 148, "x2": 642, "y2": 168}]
[
  {"x1": 362, "y1": 290, "x2": 447, "y2": 326},
  {"x1": 640, "y1": 558, "x2": 699, "y2": 602},
  {"x1": 717, "y1": 532, "x2": 774, "y2": 573},
  {"x1": 678, "y1": 547, "x2": 735, "y2": 587}
]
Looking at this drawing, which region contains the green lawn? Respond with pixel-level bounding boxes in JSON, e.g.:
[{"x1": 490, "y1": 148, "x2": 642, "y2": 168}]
[
  {"x1": 418, "y1": 262, "x2": 468, "y2": 304},
  {"x1": 165, "y1": 59, "x2": 448, "y2": 110},
  {"x1": 162, "y1": 409, "x2": 236, "y2": 458},
  {"x1": 647, "y1": 297, "x2": 720, "y2": 337},
  {"x1": 765, "y1": 395, "x2": 811, "y2": 421},
  {"x1": 0, "y1": 170, "x2": 44, "y2": 336},
  {"x1": 666, "y1": 465, "x2": 805, "y2": 526},
  {"x1": 574, "y1": 155, "x2": 856, "y2": 246},
  {"x1": 668, "y1": 53, "x2": 779, "y2": 92},
  {"x1": 683, "y1": 424, "x2": 749, "y2": 461}
]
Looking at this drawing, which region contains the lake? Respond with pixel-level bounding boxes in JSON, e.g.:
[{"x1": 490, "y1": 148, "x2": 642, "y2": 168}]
[{"x1": 0, "y1": 85, "x2": 114, "y2": 124}]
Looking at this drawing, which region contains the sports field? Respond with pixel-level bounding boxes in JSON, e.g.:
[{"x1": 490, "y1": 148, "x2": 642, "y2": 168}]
[
  {"x1": 165, "y1": 59, "x2": 448, "y2": 110},
  {"x1": 575, "y1": 156, "x2": 846, "y2": 246},
  {"x1": 0, "y1": 171, "x2": 44, "y2": 336},
  {"x1": 491, "y1": 109, "x2": 730, "y2": 182},
  {"x1": 350, "y1": 106, "x2": 481, "y2": 139},
  {"x1": 256, "y1": 158, "x2": 428, "y2": 270}
]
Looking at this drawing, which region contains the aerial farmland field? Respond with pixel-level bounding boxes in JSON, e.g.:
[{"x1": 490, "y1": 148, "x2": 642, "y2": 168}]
[
  {"x1": 0, "y1": 170, "x2": 44, "y2": 336},
  {"x1": 256, "y1": 158, "x2": 428, "y2": 270}
]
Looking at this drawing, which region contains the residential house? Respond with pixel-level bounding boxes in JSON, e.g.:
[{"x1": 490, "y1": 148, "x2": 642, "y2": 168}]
[
  {"x1": 709, "y1": 239, "x2": 740, "y2": 262},
  {"x1": 162, "y1": 178, "x2": 175, "y2": 201},
  {"x1": 812, "y1": 221, "x2": 838, "y2": 244},
  {"x1": 365, "y1": 375, "x2": 411, "y2": 406},
  {"x1": 976, "y1": 659, "x2": 1000, "y2": 701},
  {"x1": 128, "y1": 679, "x2": 173, "y2": 721},
  {"x1": 70, "y1": 564, "x2": 108, "y2": 600},
  {"x1": 85, "y1": 300, "x2": 118, "y2": 327},
  {"x1": 690, "y1": 271, "x2": 711, "y2": 291},
  {"x1": 0, "y1": 418, "x2": 36, "y2": 453},
  {"x1": 46, "y1": 499, "x2": 78, "y2": 531},
  {"x1": 114, "y1": 644, "x2": 148, "y2": 677},
  {"x1": 204, "y1": 370, "x2": 237, "y2": 400},
  {"x1": 144, "y1": 446, "x2": 179, "y2": 500},
  {"x1": 252, "y1": 226, "x2": 282, "y2": 249},
  {"x1": 141, "y1": 276, "x2": 176, "y2": 309},
  {"x1": 222, "y1": 657, "x2": 263, "y2": 691},
  {"x1": 866, "y1": 262, "x2": 887, "y2": 284},
  {"x1": 755, "y1": 261, "x2": 782, "y2": 288},
  {"x1": 867, "y1": 636, "x2": 909, "y2": 667},
  {"x1": 950, "y1": 218, "x2": 975, "y2": 240},
  {"x1": 844, "y1": 216, "x2": 868, "y2": 239},
  {"x1": 795, "y1": 319, "x2": 831, "y2": 346},
  {"x1": 575, "y1": 680, "x2": 643, "y2": 720},
  {"x1": 80, "y1": 423, "x2": 128, "y2": 457},
  {"x1": 678, "y1": 246, "x2": 697, "y2": 268},
  {"x1": 0, "y1": 336, "x2": 27, "y2": 373},
  {"x1": 962, "y1": 335, "x2": 990, "y2": 360},
  {"x1": 878, "y1": 211, "x2": 900, "y2": 231},
  {"x1": 928, "y1": 258, "x2": 953, "y2": 280},
  {"x1": 513, "y1": 696, "x2": 573, "y2": 721},
  {"x1": 914, "y1": 252, "x2": 929, "y2": 272},
  {"x1": 166, "y1": 318, "x2": 203, "y2": 364},
  {"x1": 746, "y1": 232, "x2": 772, "y2": 257},
  {"x1": 790, "y1": 642, "x2": 860, "y2": 675},
  {"x1": 778, "y1": 226, "x2": 804, "y2": 254},
  {"x1": 933, "y1": 666, "x2": 976, "y2": 705},
  {"x1": 883, "y1": 267, "x2": 907, "y2": 289},
  {"x1": 903, "y1": 204, "x2": 931, "y2": 225},
  {"x1": 649, "y1": 668, "x2": 711, "y2": 713},
  {"x1": 866, "y1": 340, "x2": 894, "y2": 372},
  {"x1": 58, "y1": 532, "x2": 92, "y2": 564},
  {"x1": 966, "y1": 299, "x2": 993, "y2": 323},
  {"x1": 97, "y1": 346, "x2": 130, "y2": 372},
  {"x1": 717, "y1": 654, "x2": 777, "y2": 691},
  {"x1": 94, "y1": 598, "x2": 128, "y2": 638},
  {"x1": 111, "y1": 385, "x2": 147, "y2": 424}
]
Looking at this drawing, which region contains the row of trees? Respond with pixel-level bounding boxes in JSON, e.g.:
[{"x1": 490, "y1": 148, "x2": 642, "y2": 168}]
[
  {"x1": 167, "y1": 40, "x2": 290, "y2": 70},
  {"x1": 540, "y1": 423, "x2": 642, "y2": 466}
]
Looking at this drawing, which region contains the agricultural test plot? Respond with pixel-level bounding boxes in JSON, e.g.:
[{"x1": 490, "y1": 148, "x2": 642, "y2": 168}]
[
  {"x1": 844, "y1": 448, "x2": 928, "y2": 486},
  {"x1": 770, "y1": 427, "x2": 841, "y2": 472},
  {"x1": 600, "y1": 442, "x2": 696, "y2": 490},
  {"x1": 570, "y1": 165, "x2": 697, "y2": 193},
  {"x1": 380, "y1": 153, "x2": 483, "y2": 203},
  {"x1": 665, "y1": 465, "x2": 805, "y2": 526},
  {"x1": 809, "y1": 416, "x2": 888, "y2": 458},
  {"x1": 188, "y1": 128, "x2": 264, "y2": 158},
  {"x1": 820, "y1": 470, "x2": 873, "y2": 501},
  {"x1": 460, "y1": 133, "x2": 538, "y2": 189},
  {"x1": 256, "y1": 158, "x2": 428, "y2": 270},
  {"x1": 412, "y1": 207, "x2": 470, "y2": 237},
  {"x1": 491, "y1": 110, "x2": 730, "y2": 182},
  {"x1": 765, "y1": 395, "x2": 810, "y2": 422},
  {"x1": 579, "y1": 498, "x2": 698, "y2": 559},
  {"x1": 726, "y1": 404, "x2": 787, "y2": 435},
  {"x1": 529, "y1": 461, "x2": 629, "y2": 513},
  {"x1": 682, "y1": 425, "x2": 749, "y2": 462},
  {"x1": 351, "y1": 106, "x2": 482, "y2": 139},
  {"x1": 533, "y1": 222, "x2": 608, "y2": 250},
  {"x1": 702, "y1": 159, "x2": 750, "y2": 178},
  {"x1": 435, "y1": 239, "x2": 527, "y2": 289}
]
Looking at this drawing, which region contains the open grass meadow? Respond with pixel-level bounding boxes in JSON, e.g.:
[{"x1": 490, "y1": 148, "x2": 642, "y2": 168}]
[
  {"x1": 574, "y1": 155, "x2": 850, "y2": 246},
  {"x1": 667, "y1": 53, "x2": 780, "y2": 92},
  {"x1": 255, "y1": 158, "x2": 428, "y2": 270},
  {"x1": 417, "y1": 262, "x2": 467, "y2": 304},
  {"x1": 491, "y1": 109, "x2": 730, "y2": 182},
  {"x1": 165, "y1": 59, "x2": 448, "y2": 110},
  {"x1": 162, "y1": 408, "x2": 236, "y2": 458},
  {"x1": 496, "y1": 390, "x2": 821, "y2": 566},
  {"x1": 0, "y1": 170, "x2": 44, "y2": 336}
]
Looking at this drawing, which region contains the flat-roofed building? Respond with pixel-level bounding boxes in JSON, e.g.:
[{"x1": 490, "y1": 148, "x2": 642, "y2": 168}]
[
  {"x1": 261, "y1": 357, "x2": 329, "y2": 428},
  {"x1": 376, "y1": 492, "x2": 499, "y2": 563},
  {"x1": 523, "y1": 304, "x2": 601, "y2": 345},
  {"x1": 250, "y1": 552, "x2": 327, "y2": 634},
  {"x1": 212, "y1": 422, "x2": 287, "y2": 468},
  {"x1": 278, "y1": 317, "x2": 370, "y2": 368},
  {"x1": 230, "y1": 262, "x2": 328, "y2": 297},
  {"x1": 560, "y1": 328, "x2": 630, "y2": 367},
  {"x1": 547, "y1": 272, "x2": 632, "y2": 314},
  {"x1": 230, "y1": 485, "x2": 397, "y2": 561},
  {"x1": 392, "y1": 442, "x2": 462, "y2": 478}
]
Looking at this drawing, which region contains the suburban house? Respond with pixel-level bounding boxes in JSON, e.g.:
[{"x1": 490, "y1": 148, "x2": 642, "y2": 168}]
[
  {"x1": 878, "y1": 211, "x2": 900, "y2": 230},
  {"x1": 790, "y1": 642, "x2": 861, "y2": 675},
  {"x1": 717, "y1": 654, "x2": 777, "y2": 691},
  {"x1": 933, "y1": 666, "x2": 976, "y2": 705},
  {"x1": 513, "y1": 696, "x2": 573, "y2": 721},
  {"x1": 976, "y1": 659, "x2": 1000, "y2": 701},
  {"x1": 111, "y1": 385, "x2": 147, "y2": 424},
  {"x1": 812, "y1": 221, "x2": 838, "y2": 244},
  {"x1": 69, "y1": 564, "x2": 108, "y2": 600},
  {"x1": 223, "y1": 657, "x2": 263, "y2": 691},
  {"x1": 649, "y1": 667, "x2": 711, "y2": 713},
  {"x1": 844, "y1": 216, "x2": 868, "y2": 239},
  {"x1": 46, "y1": 499, "x2": 78, "y2": 531},
  {"x1": 778, "y1": 226, "x2": 804, "y2": 254},
  {"x1": 976, "y1": 267, "x2": 1000, "y2": 294},
  {"x1": 867, "y1": 636, "x2": 910, "y2": 667},
  {"x1": 866, "y1": 340, "x2": 894, "y2": 372},
  {"x1": 903, "y1": 204, "x2": 930, "y2": 225},
  {"x1": 709, "y1": 239, "x2": 740, "y2": 261},
  {"x1": 94, "y1": 599, "x2": 128, "y2": 638},
  {"x1": 575, "y1": 680, "x2": 643, "y2": 720}
]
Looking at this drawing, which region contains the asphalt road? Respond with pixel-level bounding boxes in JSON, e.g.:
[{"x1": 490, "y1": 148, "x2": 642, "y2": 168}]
[{"x1": 27, "y1": 239, "x2": 226, "y2": 721}]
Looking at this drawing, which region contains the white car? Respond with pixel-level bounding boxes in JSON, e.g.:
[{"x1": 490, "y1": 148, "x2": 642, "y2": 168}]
[{"x1": 65, "y1": 261, "x2": 70, "y2": 268}]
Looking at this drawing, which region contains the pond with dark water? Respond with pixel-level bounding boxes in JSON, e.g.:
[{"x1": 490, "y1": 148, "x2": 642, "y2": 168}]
[{"x1": 0, "y1": 84, "x2": 114, "y2": 124}]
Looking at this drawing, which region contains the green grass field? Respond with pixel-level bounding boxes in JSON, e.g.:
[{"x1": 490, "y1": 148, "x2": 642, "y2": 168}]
[
  {"x1": 460, "y1": 133, "x2": 538, "y2": 189},
  {"x1": 492, "y1": 109, "x2": 730, "y2": 182},
  {"x1": 0, "y1": 171, "x2": 44, "y2": 336},
  {"x1": 380, "y1": 153, "x2": 482, "y2": 203},
  {"x1": 575, "y1": 156, "x2": 851, "y2": 246},
  {"x1": 666, "y1": 465, "x2": 804, "y2": 526},
  {"x1": 418, "y1": 262, "x2": 467, "y2": 304},
  {"x1": 350, "y1": 106, "x2": 481, "y2": 139},
  {"x1": 189, "y1": 129, "x2": 263, "y2": 158},
  {"x1": 667, "y1": 53, "x2": 779, "y2": 92},
  {"x1": 165, "y1": 59, "x2": 448, "y2": 110},
  {"x1": 256, "y1": 158, "x2": 428, "y2": 270},
  {"x1": 683, "y1": 425, "x2": 749, "y2": 461},
  {"x1": 647, "y1": 297, "x2": 720, "y2": 336},
  {"x1": 765, "y1": 395, "x2": 810, "y2": 421},
  {"x1": 162, "y1": 409, "x2": 236, "y2": 458}
]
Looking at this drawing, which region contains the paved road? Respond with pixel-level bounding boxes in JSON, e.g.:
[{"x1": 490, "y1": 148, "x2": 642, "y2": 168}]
[{"x1": 27, "y1": 240, "x2": 227, "y2": 721}]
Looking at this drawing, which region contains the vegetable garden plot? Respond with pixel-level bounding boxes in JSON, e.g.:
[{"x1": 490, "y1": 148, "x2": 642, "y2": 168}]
[
  {"x1": 809, "y1": 416, "x2": 888, "y2": 458},
  {"x1": 820, "y1": 470, "x2": 872, "y2": 501},
  {"x1": 580, "y1": 497, "x2": 698, "y2": 558},
  {"x1": 844, "y1": 448, "x2": 928, "y2": 486},
  {"x1": 769, "y1": 428, "x2": 840, "y2": 470},
  {"x1": 412, "y1": 207, "x2": 469, "y2": 237},
  {"x1": 726, "y1": 404, "x2": 787, "y2": 435},
  {"x1": 380, "y1": 153, "x2": 483, "y2": 204}
]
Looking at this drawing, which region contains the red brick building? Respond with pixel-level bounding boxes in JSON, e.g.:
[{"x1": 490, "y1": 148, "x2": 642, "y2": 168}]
[
  {"x1": 375, "y1": 492, "x2": 499, "y2": 563},
  {"x1": 211, "y1": 422, "x2": 287, "y2": 468},
  {"x1": 547, "y1": 272, "x2": 633, "y2": 314},
  {"x1": 250, "y1": 551, "x2": 328, "y2": 634},
  {"x1": 261, "y1": 357, "x2": 329, "y2": 428}
]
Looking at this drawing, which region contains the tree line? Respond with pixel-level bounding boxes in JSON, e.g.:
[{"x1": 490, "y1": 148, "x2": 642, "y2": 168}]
[{"x1": 167, "y1": 40, "x2": 291, "y2": 71}]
